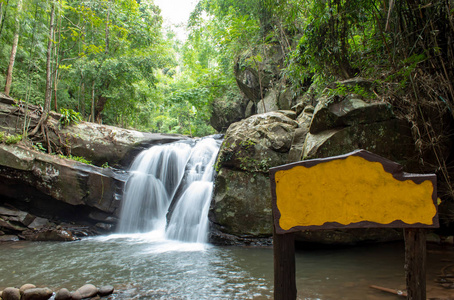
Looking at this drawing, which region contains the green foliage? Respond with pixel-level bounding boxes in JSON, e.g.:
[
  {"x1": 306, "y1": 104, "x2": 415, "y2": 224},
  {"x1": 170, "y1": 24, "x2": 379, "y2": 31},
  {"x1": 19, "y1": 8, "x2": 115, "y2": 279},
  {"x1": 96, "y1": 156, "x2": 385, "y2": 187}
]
[
  {"x1": 33, "y1": 142, "x2": 46, "y2": 152},
  {"x1": 59, "y1": 154, "x2": 92, "y2": 165},
  {"x1": 3, "y1": 133, "x2": 23, "y2": 145},
  {"x1": 59, "y1": 108, "x2": 82, "y2": 127}
]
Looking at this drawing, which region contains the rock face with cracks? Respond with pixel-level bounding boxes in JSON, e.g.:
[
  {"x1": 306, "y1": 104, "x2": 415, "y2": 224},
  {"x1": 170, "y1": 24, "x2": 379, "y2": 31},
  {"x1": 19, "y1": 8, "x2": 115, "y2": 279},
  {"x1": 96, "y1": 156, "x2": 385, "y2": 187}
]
[{"x1": 211, "y1": 84, "x2": 421, "y2": 245}]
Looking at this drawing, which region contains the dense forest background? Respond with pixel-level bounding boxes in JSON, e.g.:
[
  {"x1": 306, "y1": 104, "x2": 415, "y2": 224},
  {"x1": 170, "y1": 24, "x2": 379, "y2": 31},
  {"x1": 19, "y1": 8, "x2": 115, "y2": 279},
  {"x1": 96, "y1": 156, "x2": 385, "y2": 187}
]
[{"x1": 1, "y1": 0, "x2": 453, "y2": 146}]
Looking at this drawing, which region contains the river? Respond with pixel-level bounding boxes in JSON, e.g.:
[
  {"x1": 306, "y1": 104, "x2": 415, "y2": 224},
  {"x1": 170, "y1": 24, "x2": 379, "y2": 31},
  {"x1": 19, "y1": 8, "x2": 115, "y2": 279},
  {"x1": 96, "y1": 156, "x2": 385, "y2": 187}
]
[{"x1": 1, "y1": 234, "x2": 453, "y2": 299}]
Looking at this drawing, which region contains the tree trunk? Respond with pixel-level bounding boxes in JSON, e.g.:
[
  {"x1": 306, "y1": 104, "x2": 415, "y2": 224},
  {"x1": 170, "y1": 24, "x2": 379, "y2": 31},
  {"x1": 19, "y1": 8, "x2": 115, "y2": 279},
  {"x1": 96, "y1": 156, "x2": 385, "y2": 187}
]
[
  {"x1": 0, "y1": 0, "x2": 10, "y2": 39},
  {"x1": 90, "y1": 80, "x2": 95, "y2": 122},
  {"x1": 4, "y1": 0, "x2": 23, "y2": 96},
  {"x1": 79, "y1": 75, "x2": 85, "y2": 117},
  {"x1": 53, "y1": 9, "x2": 61, "y2": 112},
  {"x1": 29, "y1": 0, "x2": 55, "y2": 136},
  {"x1": 95, "y1": 95, "x2": 108, "y2": 123}
]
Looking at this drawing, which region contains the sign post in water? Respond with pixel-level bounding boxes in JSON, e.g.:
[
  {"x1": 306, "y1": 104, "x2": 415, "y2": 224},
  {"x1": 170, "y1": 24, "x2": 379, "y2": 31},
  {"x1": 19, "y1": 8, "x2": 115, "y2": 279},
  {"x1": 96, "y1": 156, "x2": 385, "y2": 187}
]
[{"x1": 270, "y1": 150, "x2": 438, "y2": 300}]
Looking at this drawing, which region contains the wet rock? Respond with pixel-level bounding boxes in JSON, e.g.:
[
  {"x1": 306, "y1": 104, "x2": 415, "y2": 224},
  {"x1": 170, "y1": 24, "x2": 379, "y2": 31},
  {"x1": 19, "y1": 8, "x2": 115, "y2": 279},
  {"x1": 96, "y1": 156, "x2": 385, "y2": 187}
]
[
  {"x1": 211, "y1": 168, "x2": 273, "y2": 237},
  {"x1": 19, "y1": 284, "x2": 36, "y2": 295},
  {"x1": 22, "y1": 287, "x2": 53, "y2": 300},
  {"x1": 76, "y1": 284, "x2": 98, "y2": 299},
  {"x1": 2, "y1": 287, "x2": 20, "y2": 300},
  {"x1": 0, "y1": 235, "x2": 19, "y2": 242},
  {"x1": 95, "y1": 223, "x2": 113, "y2": 231},
  {"x1": 21, "y1": 228, "x2": 77, "y2": 241},
  {"x1": 0, "y1": 207, "x2": 34, "y2": 227},
  {"x1": 0, "y1": 216, "x2": 27, "y2": 232},
  {"x1": 212, "y1": 111, "x2": 300, "y2": 240},
  {"x1": 55, "y1": 288, "x2": 71, "y2": 300},
  {"x1": 70, "y1": 291, "x2": 82, "y2": 300},
  {"x1": 97, "y1": 285, "x2": 114, "y2": 296},
  {"x1": 27, "y1": 217, "x2": 49, "y2": 229}
]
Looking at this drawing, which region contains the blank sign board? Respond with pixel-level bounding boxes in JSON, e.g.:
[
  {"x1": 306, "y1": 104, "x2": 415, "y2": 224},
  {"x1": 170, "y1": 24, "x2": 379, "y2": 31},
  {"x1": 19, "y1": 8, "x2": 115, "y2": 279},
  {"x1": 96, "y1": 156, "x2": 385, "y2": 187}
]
[{"x1": 270, "y1": 150, "x2": 438, "y2": 234}]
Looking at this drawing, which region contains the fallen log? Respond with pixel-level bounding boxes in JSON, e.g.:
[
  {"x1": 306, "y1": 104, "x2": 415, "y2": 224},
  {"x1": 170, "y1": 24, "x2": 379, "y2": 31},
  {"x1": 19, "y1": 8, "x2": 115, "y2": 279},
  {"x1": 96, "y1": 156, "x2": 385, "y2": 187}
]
[{"x1": 370, "y1": 285, "x2": 408, "y2": 297}]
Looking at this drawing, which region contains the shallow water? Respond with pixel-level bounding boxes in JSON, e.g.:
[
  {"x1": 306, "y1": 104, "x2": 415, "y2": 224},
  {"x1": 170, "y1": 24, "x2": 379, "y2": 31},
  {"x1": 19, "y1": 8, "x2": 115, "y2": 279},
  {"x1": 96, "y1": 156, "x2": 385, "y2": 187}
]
[{"x1": 0, "y1": 234, "x2": 453, "y2": 299}]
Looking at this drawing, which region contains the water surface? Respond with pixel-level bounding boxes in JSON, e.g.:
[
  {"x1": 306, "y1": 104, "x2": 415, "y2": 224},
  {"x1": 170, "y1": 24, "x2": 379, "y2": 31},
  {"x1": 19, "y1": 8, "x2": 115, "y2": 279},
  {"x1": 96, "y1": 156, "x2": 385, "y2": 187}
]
[{"x1": 0, "y1": 235, "x2": 452, "y2": 299}]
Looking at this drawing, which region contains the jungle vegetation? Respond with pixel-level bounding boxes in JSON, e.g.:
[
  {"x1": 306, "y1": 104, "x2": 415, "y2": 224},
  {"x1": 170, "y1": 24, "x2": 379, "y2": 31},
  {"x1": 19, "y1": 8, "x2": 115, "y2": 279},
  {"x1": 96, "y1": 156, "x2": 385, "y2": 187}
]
[{"x1": 1, "y1": 0, "x2": 453, "y2": 144}]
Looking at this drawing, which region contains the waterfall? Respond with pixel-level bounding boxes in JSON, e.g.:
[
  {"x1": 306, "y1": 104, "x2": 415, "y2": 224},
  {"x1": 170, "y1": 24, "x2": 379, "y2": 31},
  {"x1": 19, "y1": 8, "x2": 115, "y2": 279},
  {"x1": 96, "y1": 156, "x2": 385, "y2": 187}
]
[{"x1": 118, "y1": 137, "x2": 221, "y2": 243}]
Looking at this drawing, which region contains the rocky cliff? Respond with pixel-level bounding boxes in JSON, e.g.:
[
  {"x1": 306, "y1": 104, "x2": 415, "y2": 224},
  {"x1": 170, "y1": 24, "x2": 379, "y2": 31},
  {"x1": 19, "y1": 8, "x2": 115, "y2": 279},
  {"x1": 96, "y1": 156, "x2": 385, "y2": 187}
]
[
  {"x1": 209, "y1": 79, "x2": 441, "y2": 245},
  {"x1": 0, "y1": 94, "x2": 186, "y2": 241}
]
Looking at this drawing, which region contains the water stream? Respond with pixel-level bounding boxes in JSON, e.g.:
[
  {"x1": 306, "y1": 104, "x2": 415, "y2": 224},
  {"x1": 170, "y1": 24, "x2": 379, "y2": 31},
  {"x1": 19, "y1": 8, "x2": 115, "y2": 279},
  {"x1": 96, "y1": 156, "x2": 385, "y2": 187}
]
[
  {"x1": 118, "y1": 136, "x2": 221, "y2": 243},
  {"x1": 1, "y1": 238, "x2": 453, "y2": 299}
]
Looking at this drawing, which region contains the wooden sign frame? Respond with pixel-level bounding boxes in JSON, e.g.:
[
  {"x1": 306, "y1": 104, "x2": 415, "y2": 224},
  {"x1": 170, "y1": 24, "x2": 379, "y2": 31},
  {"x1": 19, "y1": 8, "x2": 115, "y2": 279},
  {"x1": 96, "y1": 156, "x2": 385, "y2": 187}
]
[{"x1": 269, "y1": 150, "x2": 438, "y2": 300}]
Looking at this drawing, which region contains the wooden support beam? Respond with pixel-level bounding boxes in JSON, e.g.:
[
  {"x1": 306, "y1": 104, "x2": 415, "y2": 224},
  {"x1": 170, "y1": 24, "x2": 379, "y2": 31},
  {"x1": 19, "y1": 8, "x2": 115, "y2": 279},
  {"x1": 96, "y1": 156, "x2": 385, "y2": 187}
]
[
  {"x1": 404, "y1": 228, "x2": 426, "y2": 300},
  {"x1": 273, "y1": 229, "x2": 296, "y2": 300}
]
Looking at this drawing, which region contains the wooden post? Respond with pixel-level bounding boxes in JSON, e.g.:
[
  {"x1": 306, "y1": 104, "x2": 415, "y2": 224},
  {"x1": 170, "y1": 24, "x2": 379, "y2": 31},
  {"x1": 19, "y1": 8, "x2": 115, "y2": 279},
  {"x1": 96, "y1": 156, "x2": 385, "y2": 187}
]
[
  {"x1": 404, "y1": 228, "x2": 426, "y2": 300},
  {"x1": 274, "y1": 228, "x2": 296, "y2": 300}
]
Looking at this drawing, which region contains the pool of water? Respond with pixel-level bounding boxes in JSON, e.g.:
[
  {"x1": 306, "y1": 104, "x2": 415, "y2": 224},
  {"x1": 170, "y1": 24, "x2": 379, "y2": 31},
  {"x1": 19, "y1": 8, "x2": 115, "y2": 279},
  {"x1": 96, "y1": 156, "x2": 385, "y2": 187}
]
[{"x1": 0, "y1": 233, "x2": 452, "y2": 299}]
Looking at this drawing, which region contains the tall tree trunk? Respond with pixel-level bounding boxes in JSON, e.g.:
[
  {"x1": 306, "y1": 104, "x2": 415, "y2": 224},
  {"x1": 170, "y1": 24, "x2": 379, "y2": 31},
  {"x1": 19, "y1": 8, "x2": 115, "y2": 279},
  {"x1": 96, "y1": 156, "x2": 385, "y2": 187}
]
[
  {"x1": 29, "y1": 0, "x2": 55, "y2": 136},
  {"x1": 53, "y1": 5, "x2": 62, "y2": 112},
  {"x1": 0, "y1": 0, "x2": 10, "y2": 39},
  {"x1": 4, "y1": 0, "x2": 22, "y2": 96},
  {"x1": 90, "y1": 80, "x2": 95, "y2": 122},
  {"x1": 79, "y1": 74, "x2": 85, "y2": 117}
]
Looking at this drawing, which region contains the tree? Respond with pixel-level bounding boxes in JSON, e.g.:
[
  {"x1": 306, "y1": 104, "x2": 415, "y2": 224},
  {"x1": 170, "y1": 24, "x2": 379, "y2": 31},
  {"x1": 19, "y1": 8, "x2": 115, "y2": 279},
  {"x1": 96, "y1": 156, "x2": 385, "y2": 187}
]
[
  {"x1": 4, "y1": 0, "x2": 22, "y2": 95},
  {"x1": 29, "y1": 0, "x2": 55, "y2": 137}
]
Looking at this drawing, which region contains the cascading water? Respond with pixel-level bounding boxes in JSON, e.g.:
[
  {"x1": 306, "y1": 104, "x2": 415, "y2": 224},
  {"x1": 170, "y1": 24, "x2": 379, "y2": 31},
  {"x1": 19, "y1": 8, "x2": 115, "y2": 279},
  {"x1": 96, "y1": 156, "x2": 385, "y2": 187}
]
[{"x1": 118, "y1": 136, "x2": 221, "y2": 243}]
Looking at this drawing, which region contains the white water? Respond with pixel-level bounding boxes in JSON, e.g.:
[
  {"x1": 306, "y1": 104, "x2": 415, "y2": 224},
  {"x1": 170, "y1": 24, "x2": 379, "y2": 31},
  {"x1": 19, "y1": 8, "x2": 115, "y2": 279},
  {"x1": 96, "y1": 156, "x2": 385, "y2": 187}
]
[{"x1": 118, "y1": 137, "x2": 221, "y2": 243}]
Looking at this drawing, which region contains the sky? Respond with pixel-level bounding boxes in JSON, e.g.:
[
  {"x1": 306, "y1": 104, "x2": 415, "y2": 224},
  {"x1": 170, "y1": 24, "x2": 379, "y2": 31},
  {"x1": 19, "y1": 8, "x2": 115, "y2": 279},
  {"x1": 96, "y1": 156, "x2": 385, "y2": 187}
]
[{"x1": 154, "y1": 0, "x2": 200, "y2": 40}]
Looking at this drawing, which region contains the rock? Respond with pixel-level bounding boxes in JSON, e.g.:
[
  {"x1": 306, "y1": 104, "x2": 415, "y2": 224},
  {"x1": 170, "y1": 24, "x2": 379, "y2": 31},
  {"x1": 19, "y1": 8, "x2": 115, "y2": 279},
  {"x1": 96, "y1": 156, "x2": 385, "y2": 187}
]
[
  {"x1": 212, "y1": 111, "x2": 300, "y2": 240},
  {"x1": 287, "y1": 127, "x2": 310, "y2": 162},
  {"x1": 95, "y1": 223, "x2": 113, "y2": 231},
  {"x1": 54, "y1": 288, "x2": 71, "y2": 300},
  {"x1": 0, "y1": 143, "x2": 125, "y2": 224},
  {"x1": 217, "y1": 111, "x2": 298, "y2": 173},
  {"x1": 76, "y1": 284, "x2": 98, "y2": 299},
  {"x1": 257, "y1": 89, "x2": 279, "y2": 114},
  {"x1": 21, "y1": 228, "x2": 77, "y2": 241},
  {"x1": 19, "y1": 284, "x2": 36, "y2": 295},
  {"x1": 211, "y1": 168, "x2": 273, "y2": 237},
  {"x1": 27, "y1": 217, "x2": 49, "y2": 229},
  {"x1": 210, "y1": 91, "x2": 249, "y2": 132},
  {"x1": 97, "y1": 285, "x2": 114, "y2": 296},
  {"x1": 70, "y1": 291, "x2": 82, "y2": 300},
  {"x1": 0, "y1": 235, "x2": 19, "y2": 242},
  {"x1": 2, "y1": 287, "x2": 20, "y2": 300},
  {"x1": 0, "y1": 217, "x2": 27, "y2": 232},
  {"x1": 22, "y1": 287, "x2": 53, "y2": 300},
  {"x1": 234, "y1": 45, "x2": 284, "y2": 102},
  {"x1": 310, "y1": 95, "x2": 394, "y2": 134},
  {"x1": 0, "y1": 207, "x2": 34, "y2": 226},
  {"x1": 302, "y1": 119, "x2": 417, "y2": 169}
]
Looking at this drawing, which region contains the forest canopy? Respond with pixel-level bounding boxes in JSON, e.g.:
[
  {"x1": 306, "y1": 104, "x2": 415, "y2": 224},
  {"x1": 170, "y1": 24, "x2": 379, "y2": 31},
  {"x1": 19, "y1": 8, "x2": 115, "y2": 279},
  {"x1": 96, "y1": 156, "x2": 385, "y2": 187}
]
[{"x1": 1, "y1": 0, "x2": 453, "y2": 140}]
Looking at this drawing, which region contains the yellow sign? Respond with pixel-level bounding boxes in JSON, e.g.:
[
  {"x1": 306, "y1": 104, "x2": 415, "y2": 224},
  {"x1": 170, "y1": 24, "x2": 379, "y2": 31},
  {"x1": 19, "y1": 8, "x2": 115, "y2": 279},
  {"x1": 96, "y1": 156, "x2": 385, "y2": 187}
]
[{"x1": 270, "y1": 150, "x2": 438, "y2": 233}]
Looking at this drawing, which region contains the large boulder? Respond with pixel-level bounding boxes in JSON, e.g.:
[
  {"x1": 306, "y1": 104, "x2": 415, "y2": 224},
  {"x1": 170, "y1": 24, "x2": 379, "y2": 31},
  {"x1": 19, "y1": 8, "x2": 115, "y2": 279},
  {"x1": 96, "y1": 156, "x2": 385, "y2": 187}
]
[
  {"x1": 210, "y1": 90, "x2": 249, "y2": 133},
  {"x1": 211, "y1": 112, "x2": 300, "y2": 242},
  {"x1": 0, "y1": 143, "x2": 125, "y2": 236},
  {"x1": 216, "y1": 111, "x2": 299, "y2": 172},
  {"x1": 234, "y1": 45, "x2": 284, "y2": 102}
]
